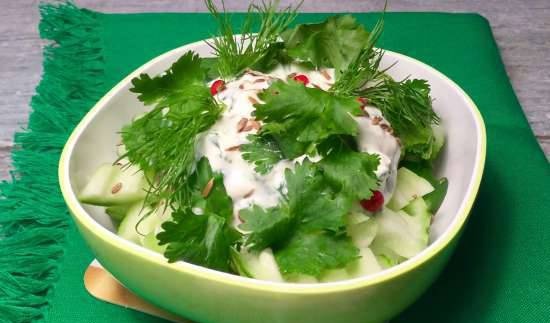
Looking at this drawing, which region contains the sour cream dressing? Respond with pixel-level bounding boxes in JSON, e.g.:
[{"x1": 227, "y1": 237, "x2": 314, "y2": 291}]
[{"x1": 196, "y1": 65, "x2": 401, "y2": 221}]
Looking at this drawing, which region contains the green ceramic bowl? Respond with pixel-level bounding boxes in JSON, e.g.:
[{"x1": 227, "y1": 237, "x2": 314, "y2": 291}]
[{"x1": 59, "y1": 38, "x2": 486, "y2": 323}]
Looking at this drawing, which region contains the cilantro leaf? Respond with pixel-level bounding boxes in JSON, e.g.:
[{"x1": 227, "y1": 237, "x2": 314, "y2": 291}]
[
  {"x1": 285, "y1": 160, "x2": 350, "y2": 232},
  {"x1": 275, "y1": 229, "x2": 359, "y2": 278},
  {"x1": 158, "y1": 212, "x2": 230, "y2": 270},
  {"x1": 239, "y1": 161, "x2": 355, "y2": 277},
  {"x1": 157, "y1": 158, "x2": 239, "y2": 271},
  {"x1": 281, "y1": 15, "x2": 370, "y2": 76},
  {"x1": 239, "y1": 205, "x2": 294, "y2": 251},
  {"x1": 317, "y1": 138, "x2": 380, "y2": 200},
  {"x1": 130, "y1": 51, "x2": 207, "y2": 105},
  {"x1": 255, "y1": 80, "x2": 362, "y2": 158},
  {"x1": 240, "y1": 134, "x2": 284, "y2": 175}
]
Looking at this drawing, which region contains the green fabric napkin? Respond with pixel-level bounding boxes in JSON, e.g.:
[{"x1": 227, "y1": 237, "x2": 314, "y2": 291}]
[{"x1": 1, "y1": 3, "x2": 549, "y2": 323}]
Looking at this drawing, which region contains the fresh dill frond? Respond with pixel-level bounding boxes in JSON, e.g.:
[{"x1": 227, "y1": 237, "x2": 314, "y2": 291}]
[
  {"x1": 122, "y1": 52, "x2": 223, "y2": 210},
  {"x1": 329, "y1": 16, "x2": 388, "y2": 96},
  {"x1": 361, "y1": 78, "x2": 439, "y2": 130},
  {"x1": 205, "y1": 0, "x2": 300, "y2": 78}
]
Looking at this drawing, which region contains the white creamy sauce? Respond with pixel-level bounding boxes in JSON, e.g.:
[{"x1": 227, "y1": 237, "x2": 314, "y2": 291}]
[{"x1": 195, "y1": 65, "x2": 400, "y2": 223}]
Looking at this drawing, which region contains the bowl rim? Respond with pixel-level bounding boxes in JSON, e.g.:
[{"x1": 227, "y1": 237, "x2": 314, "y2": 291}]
[{"x1": 59, "y1": 37, "x2": 486, "y2": 295}]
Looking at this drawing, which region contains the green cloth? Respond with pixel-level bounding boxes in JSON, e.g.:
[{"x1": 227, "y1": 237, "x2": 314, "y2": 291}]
[{"x1": 1, "y1": 3, "x2": 549, "y2": 323}]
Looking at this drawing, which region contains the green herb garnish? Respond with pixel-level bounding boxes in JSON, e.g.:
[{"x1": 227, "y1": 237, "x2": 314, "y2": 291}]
[
  {"x1": 122, "y1": 51, "x2": 222, "y2": 210},
  {"x1": 281, "y1": 15, "x2": 370, "y2": 76},
  {"x1": 157, "y1": 158, "x2": 240, "y2": 271},
  {"x1": 240, "y1": 134, "x2": 284, "y2": 175},
  {"x1": 239, "y1": 160, "x2": 359, "y2": 278},
  {"x1": 254, "y1": 79, "x2": 363, "y2": 159},
  {"x1": 205, "y1": 0, "x2": 300, "y2": 78}
]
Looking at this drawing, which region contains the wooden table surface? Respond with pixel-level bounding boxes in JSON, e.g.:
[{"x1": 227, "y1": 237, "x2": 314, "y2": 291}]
[{"x1": 1, "y1": 0, "x2": 549, "y2": 179}]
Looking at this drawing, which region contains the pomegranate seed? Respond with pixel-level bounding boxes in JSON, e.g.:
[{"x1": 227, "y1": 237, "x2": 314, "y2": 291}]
[
  {"x1": 210, "y1": 79, "x2": 225, "y2": 95},
  {"x1": 293, "y1": 74, "x2": 309, "y2": 85},
  {"x1": 360, "y1": 190, "x2": 384, "y2": 212},
  {"x1": 357, "y1": 97, "x2": 368, "y2": 106}
]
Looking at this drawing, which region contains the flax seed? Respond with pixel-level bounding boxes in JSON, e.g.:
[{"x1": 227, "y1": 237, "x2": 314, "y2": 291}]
[
  {"x1": 248, "y1": 96, "x2": 259, "y2": 105},
  {"x1": 201, "y1": 178, "x2": 214, "y2": 197},
  {"x1": 111, "y1": 182, "x2": 122, "y2": 194},
  {"x1": 237, "y1": 117, "x2": 248, "y2": 132},
  {"x1": 243, "y1": 189, "x2": 255, "y2": 198},
  {"x1": 225, "y1": 145, "x2": 241, "y2": 152},
  {"x1": 320, "y1": 70, "x2": 331, "y2": 80}
]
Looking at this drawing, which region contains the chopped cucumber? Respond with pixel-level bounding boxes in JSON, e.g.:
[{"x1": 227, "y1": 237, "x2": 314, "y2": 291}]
[
  {"x1": 118, "y1": 202, "x2": 172, "y2": 247},
  {"x1": 142, "y1": 231, "x2": 167, "y2": 254},
  {"x1": 105, "y1": 204, "x2": 132, "y2": 222},
  {"x1": 286, "y1": 274, "x2": 318, "y2": 284},
  {"x1": 347, "y1": 247, "x2": 382, "y2": 277},
  {"x1": 117, "y1": 202, "x2": 150, "y2": 244},
  {"x1": 233, "y1": 248, "x2": 284, "y2": 282},
  {"x1": 78, "y1": 163, "x2": 148, "y2": 206},
  {"x1": 347, "y1": 216, "x2": 378, "y2": 248},
  {"x1": 370, "y1": 208, "x2": 425, "y2": 259},
  {"x1": 321, "y1": 268, "x2": 349, "y2": 282},
  {"x1": 402, "y1": 197, "x2": 432, "y2": 245},
  {"x1": 387, "y1": 167, "x2": 434, "y2": 210},
  {"x1": 374, "y1": 252, "x2": 402, "y2": 269}
]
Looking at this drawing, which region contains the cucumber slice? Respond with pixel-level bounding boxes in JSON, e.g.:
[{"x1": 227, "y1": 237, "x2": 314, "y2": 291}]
[
  {"x1": 234, "y1": 248, "x2": 284, "y2": 282},
  {"x1": 370, "y1": 208, "x2": 425, "y2": 259},
  {"x1": 137, "y1": 206, "x2": 173, "y2": 247},
  {"x1": 286, "y1": 274, "x2": 318, "y2": 284},
  {"x1": 78, "y1": 163, "x2": 148, "y2": 206},
  {"x1": 105, "y1": 204, "x2": 132, "y2": 222},
  {"x1": 374, "y1": 252, "x2": 402, "y2": 269},
  {"x1": 387, "y1": 167, "x2": 434, "y2": 211},
  {"x1": 403, "y1": 197, "x2": 433, "y2": 245},
  {"x1": 142, "y1": 231, "x2": 167, "y2": 254},
  {"x1": 118, "y1": 202, "x2": 172, "y2": 246},
  {"x1": 347, "y1": 247, "x2": 382, "y2": 277},
  {"x1": 347, "y1": 216, "x2": 378, "y2": 248},
  {"x1": 321, "y1": 268, "x2": 349, "y2": 282},
  {"x1": 117, "y1": 202, "x2": 150, "y2": 244}
]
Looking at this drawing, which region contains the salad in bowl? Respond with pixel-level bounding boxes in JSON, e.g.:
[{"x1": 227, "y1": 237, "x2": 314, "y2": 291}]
[{"x1": 77, "y1": 1, "x2": 448, "y2": 284}]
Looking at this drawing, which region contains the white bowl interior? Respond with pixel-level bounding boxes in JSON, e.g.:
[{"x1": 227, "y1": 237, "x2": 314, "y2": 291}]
[{"x1": 67, "y1": 40, "x2": 482, "y2": 253}]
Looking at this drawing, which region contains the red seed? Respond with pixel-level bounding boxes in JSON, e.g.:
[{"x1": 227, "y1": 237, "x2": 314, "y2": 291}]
[
  {"x1": 210, "y1": 79, "x2": 226, "y2": 95},
  {"x1": 293, "y1": 74, "x2": 309, "y2": 85},
  {"x1": 357, "y1": 97, "x2": 368, "y2": 106},
  {"x1": 360, "y1": 190, "x2": 384, "y2": 212}
]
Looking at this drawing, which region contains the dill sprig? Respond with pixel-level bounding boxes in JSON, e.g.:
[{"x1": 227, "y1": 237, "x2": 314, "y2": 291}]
[
  {"x1": 122, "y1": 52, "x2": 223, "y2": 210},
  {"x1": 329, "y1": 8, "x2": 441, "y2": 159},
  {"x1": 360, "y1": 78, "x2": 439, "y2": 131},
  {"x1": 205, "y1": 0, "x2": 300, "y2": 78},
  {"x1": 329, "y1": 17, "x2": 389, "y2": 96}
]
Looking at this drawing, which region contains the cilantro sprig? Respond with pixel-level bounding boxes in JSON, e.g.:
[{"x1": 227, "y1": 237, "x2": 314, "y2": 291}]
[
  {"x1": 253, "y1": 80, "x2": 363, "y2": 159},
  {"x1": 240, "y1": 134, "x2": 284, "y2": 175},
  {"x1": 157, "y1": 158, "x2": 240, "y2": 271},
  {"x1": 239, "y1": 160, "x2": 366, "y2": 278},
  {"x1": 281, "y1": 15, "x2": 370, "y2": 76}
]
